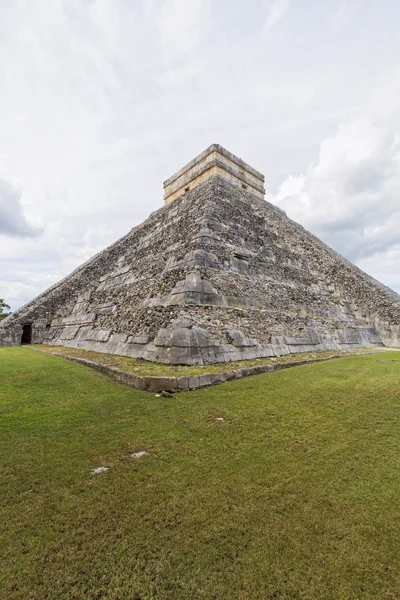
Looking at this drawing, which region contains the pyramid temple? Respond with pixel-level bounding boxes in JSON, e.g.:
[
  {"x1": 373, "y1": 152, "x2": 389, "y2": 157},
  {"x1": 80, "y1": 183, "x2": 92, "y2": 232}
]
[{"x1": 1, "y1": 144, "x2": 399, "y2": 363}]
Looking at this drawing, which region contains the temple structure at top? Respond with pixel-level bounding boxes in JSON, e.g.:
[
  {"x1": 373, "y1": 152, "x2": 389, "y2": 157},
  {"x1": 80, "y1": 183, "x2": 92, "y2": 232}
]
[{"x1": 163, "y1": 143, "x2": 265, "y2": 205}]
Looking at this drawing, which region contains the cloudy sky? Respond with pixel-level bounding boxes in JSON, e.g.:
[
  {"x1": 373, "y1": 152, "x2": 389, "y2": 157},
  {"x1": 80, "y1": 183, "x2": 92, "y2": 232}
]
[{"x1": 1, "y1": 0, "x2": 399, "y2": 311}]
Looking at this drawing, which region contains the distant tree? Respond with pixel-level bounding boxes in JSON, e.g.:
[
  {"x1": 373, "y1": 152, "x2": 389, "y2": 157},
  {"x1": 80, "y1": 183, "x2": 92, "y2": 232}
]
[{"x1": 0, "y1": 299, "x2": 11, "y2": 321}]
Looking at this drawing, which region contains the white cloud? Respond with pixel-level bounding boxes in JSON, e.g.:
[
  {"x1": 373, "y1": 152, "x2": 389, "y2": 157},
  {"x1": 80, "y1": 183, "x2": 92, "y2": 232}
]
[
  {"x1": 330, "y1": 1, "x2": 360, "y2": 34},
  {"x1": 263, "y1": 0, "x2": 289, "y2": 32},
  {"x1": 275, "y1": 76, "x2": 400, "y2": 292},
  {"x1": 157, "y1": 0, "x2": 211, "y2": 54},
  {"x1": 0, "y1": 176, "x2": 41, "y2": 237}
]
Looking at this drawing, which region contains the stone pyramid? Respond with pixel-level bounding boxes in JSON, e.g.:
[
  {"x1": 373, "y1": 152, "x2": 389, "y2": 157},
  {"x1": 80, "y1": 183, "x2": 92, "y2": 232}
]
[{"x1": 1, "y1": 144, "x2": 399, "y2": 363}]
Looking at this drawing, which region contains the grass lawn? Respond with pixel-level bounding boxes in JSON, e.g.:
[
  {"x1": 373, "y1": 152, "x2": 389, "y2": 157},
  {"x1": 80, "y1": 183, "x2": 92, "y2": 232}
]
[{"x1": 1, "y1": 347, "x2": 400, "y2": 599}]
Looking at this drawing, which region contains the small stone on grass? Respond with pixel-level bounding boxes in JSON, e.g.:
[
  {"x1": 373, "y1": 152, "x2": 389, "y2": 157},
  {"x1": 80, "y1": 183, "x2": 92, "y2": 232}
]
[
  {"x1": 132, "y1": 451, "x2": 148, "y2": 459},
  {"x1": 91, "y1": 466, "x2": 109, "y2": 475},
  {"x1": 216, "y1": 417, "x2": 225, "y2": 422}
]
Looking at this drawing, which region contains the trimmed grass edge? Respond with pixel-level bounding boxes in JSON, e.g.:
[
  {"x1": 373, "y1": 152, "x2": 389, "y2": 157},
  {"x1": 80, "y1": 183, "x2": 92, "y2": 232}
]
[{"x1": 28, "y1": 347, "x2": 378, "y2": 392}]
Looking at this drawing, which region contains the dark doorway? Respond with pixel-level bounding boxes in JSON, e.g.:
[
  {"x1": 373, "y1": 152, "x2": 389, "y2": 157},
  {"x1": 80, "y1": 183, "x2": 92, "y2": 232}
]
[{"x1": 21, "y1": 324, "x2": 32, "y2": 345}]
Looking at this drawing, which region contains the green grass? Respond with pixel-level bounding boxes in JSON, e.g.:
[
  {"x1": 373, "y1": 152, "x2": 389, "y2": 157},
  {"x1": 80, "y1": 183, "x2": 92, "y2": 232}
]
[{"x1": 1, "y1": 347, "x2": 400, "y2": 599}]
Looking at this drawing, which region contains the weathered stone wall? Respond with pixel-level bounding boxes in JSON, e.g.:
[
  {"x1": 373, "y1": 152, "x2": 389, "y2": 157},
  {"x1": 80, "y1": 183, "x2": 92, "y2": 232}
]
[
  {"x1": 1, "y1": 175, "x2": 399, "y2": 363},
  {"x1": 0, "y1": 325, "x2": 22, "y2": 347}
]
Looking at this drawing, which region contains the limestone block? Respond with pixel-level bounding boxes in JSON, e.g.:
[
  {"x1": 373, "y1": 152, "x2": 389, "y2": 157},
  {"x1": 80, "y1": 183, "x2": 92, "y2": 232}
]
[
  {"x1": 197, "y1": 373, "x2": 213, "y2": 387},
  {"x1": 172, "y1": 273, "x2": 218, "y2": 295},
  {"x1": 165, "y1": 249, "x2": 221, "y2": 271},
  {"x1": 129, "y1": 334, "x2": 150, "y2": 345},
  {"x1": 0, "y1": 326, "x2": 22, "y2": 346},
  {"x1": 227, "y1": 329, "x2": 257, "y2": 347},
  {"x1": 190, "y1": 249, "x2": 220, "y2": 269},
  {"x1": 212, "y1": 372, "x2": 228, "y2": 385},
  {"x1": 337, "y1": 330, "x2": 362, "y2": 344},
  {"x1": 152, "y1": 346, "x2": 171, "y2": 363},
  {"x1": 109, "y1": 333, "x2": 128, "y2": 344},
  {"x1": 154, "y1": 329, "x2": 171, "y2": 347},
  {"x1": 44, "y1": 327, "x2": 59, "y2": 341},
  {"x1": 192, "y1": 227, "x2": 222, "y2": 242},
  {"x1": 85, "y1": 329, "x2": 111, "y2": 343},
  {"x1": 176, "y1": 376, "x2": 190, "y2": 391},
  {"x1": 31, "y1": 324, "x2": 48, "y2": 344},
  {"x1": 141, "y1": 343, "x2": 156, "y2": 361},
  {"x1": 285, "y1": 337, "x2": 317, "y2": 345},
  {"x1": 187, "y1": 376, "x2": 200, "y2": 390},
  {"x1": 193, "y1": 328, "x2": 216, "y2": 348},
  {"x1": 169, "y1": 328, "x2": 193, "y2": 347},
  {"x1": 59, "y1": 313, "x2": 96, "y2": 326},
  {"x1": 60, "y1": 326, "x2": 81, "y2": 340}
]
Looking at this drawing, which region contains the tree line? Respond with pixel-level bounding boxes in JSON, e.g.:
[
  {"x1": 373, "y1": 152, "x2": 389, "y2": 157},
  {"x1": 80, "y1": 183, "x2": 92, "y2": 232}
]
[{"x1": 0, "y1": 299, "x2": 11, "y2": 321}]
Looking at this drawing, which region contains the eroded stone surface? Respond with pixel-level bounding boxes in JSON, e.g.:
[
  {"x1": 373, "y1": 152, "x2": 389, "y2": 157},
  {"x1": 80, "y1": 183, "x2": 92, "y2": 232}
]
[{"x1": 1, "y1": 174, "x2": 399, "y2": 360}]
